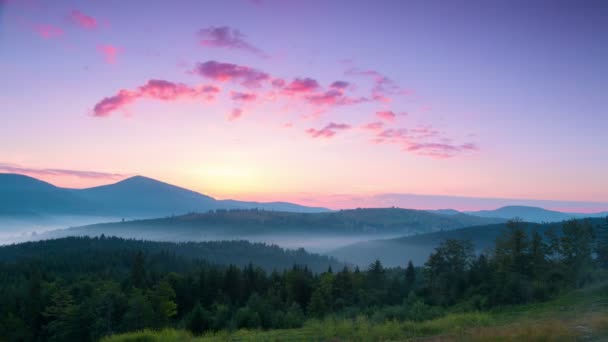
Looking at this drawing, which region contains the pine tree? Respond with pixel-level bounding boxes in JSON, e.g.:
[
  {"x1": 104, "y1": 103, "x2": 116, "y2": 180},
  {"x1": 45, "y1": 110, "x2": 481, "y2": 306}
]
[
  {"x1": 405, "y1": 260, "x2": 416, "y2": 290},
  {"x1": 186, "y1": 302, "x2": 210, "y2": 336},
  {"x1": 43, "y1": 288, "x2": 76, "y2": 342},
  {"x1": 595, "y1": 217, "x2": 608, "y2": 269},
  {"x1": 131, "y1": 251, "x2": 146, "y2": 288},
  {"x1": 150, "y1": 281, "x2": 178, "y2": 328}
]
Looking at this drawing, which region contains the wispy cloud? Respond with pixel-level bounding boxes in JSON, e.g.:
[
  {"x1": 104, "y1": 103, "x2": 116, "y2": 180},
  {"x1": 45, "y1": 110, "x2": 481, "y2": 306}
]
[
  {"x1": 371, "y1": 127, "x2": 478, "y2": 159},
  {"x1": 193, "y1": 61, "x2": 271, "y2": 88},
  {"x1": 97, "y1": 44, "x2": 122, "y2": 64},
  {"x1": 198, "y1": 26, "x2": 266, "y2": 57},
  {"x1": 69, "y1": 9, "x2": 98, "y2": 29},
  {"x1": 91, "y1": 58, "x2": 477, "y2": 159},
  {"x1": 282, "y1": 78, "x2": 320, "y2": 94},
  {"x1": 330, "y1": 81, "x2": 350, "y2": 89},
  {"x1": 306, "y1": 122, "x2": 351, "y2": 138},
  {"x1": 0, "y1": 163, "x2": 126, "y2": 180},
  {"x1": 362, "y1": 121, "x2": 384, "y2": 131},
  {"x1": 376, "y1": 110, "x2": 396, "y2": 121},
  {"x1": 228, "y1": 108, "x2": 244, "y2": 121},
  {"x1": 93, "y1": 80, "x2": 220, "y2": 117},
  {"x1": 230, "y1": 91, "x2": 257, "y2": 102},
  {"x1": 33, "y1": 24, "x2": 64, "y2": 39},
  {"x1": 346, "y1": 68, "x2": 406, "y2": 102}
]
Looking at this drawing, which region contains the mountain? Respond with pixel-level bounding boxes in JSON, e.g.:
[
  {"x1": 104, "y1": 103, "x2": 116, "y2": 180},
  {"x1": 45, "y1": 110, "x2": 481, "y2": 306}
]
[
  {"x1": 427, "y1": 209, "x2": 461, "y2": 216},
  {"x1": 74, "y1": 176, "x2": 218, "y2": 216},
  {"x1": 329, "y1": 217, "x2": 607, "y2": 267},
  {"x1": 466, "y1": 205, "x2": 608, "y2": 223},
  {"x1": 0, "y1": 173, "x2": 328, "y2": 219},
  {"x1": 42, "y1": 207, "x2": 506, "y2": 244},
  {"x1": 0, "y1": 174, "x2": 89, "y2": 216}
]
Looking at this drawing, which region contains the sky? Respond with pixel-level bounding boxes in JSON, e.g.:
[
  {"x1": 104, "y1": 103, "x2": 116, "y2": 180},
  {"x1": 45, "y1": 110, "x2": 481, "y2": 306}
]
[{"x1": 1, "y1": 0, "x2": 607, "y2": 211}]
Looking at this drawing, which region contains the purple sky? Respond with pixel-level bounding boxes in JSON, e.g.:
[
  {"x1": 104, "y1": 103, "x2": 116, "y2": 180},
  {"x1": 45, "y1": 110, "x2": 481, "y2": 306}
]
[{"x1": 1, "y1": 0, "x2": 607, "y2": 210}]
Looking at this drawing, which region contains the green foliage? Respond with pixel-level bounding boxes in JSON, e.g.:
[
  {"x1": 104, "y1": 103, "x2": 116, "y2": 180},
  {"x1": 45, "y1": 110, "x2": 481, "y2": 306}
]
[{"x1": 1, "y1": 218, "x2": 606, "y2": 341}]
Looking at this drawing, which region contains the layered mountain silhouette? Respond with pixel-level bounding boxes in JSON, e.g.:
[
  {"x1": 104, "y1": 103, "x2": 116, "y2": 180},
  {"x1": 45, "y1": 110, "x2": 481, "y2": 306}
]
[
  {"x1": 0, "y1": 173, "x2": 328, "y2": 218},
  {"x1": 46, "y1": 207, "x2": 507, "y2": 241},
  {"x1": 465, "y1": 205, "x2": 608, "y2": 223}
]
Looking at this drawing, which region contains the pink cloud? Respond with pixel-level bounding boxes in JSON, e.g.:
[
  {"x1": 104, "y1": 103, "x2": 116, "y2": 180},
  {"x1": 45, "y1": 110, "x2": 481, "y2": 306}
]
[
  {"x1": 370, "y1": 127, "x2": 478, "y2": 159},
  {"x1": 230, "y1": 91, "x2": 257, "y2": 102},
  {"x1": 306, "y1": 122, "x2": 351, "y2": 138},
  {"x1": 362, "y1": 122, "x2": 384, "y2": 131},
  {"x1": 97, "y1": 44, "x2": 121, "y2": 64},
  {"x1": 272, "y1": 78, "x2": 286, "y2": 88},
  {"x1": 33, "y1": 24, "x2": 64, "y2": 39},
  {"x1": 305, "y1": 90, "x2": 367, "y2": 107},
  {"x1": 228, "y1": 108, "x2": 243, "y2": 121},
  {"x1": 346, "y1": 68, "x2": 401, "y2": 102},
  {"x1": 283, "y1": 78, "x2": 320, "y2": 93},
  {"x1": 93, "y1": 80, "x2": 220, "y2": 117},
  {"x1": 194, "y1": 61, "x2": 271, "y2": 88},
  {"x1": 93, "y1": 89, "x2": 139, "y2": 117},
  {"x1": 198, "y1": 26, "x2": 265, "y2": 57},
  {"x1": 69, "y1": 9, "x2": 98, "y2": 29},
  {"x1": 330, "y1": 81, "x2": 350, "y2": 89},
  {"x1": 0, "y1": 162, "x2": 126, "y2": 180},
  {"x1": 376, "y1": 111, "x2": 396, "y2": 122}
]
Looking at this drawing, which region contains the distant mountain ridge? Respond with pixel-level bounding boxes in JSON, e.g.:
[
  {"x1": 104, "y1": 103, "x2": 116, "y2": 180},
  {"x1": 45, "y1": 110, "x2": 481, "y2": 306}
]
[
  {"x1": 42, "y1": 207, "x2": 507, "y2": 243},
  {"x1": 465, "y1": 205, "x2": 608, "y2": 223},
  {"x1": 0, "y1": 173, "x2": 328, "y2": 218}
]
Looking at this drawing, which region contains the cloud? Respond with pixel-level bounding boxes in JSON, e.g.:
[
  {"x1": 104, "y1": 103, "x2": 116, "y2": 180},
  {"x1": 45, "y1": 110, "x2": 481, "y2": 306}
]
[
  {"x1": 404, "y1": 142, "x2": 479, "y2": 159},
  {"x1": 362, "y1": 122, "x2": 384, "y2": 130},
  {"x1": 370, "y1": 127, "x2": 478, "y2": 159},
  {"x1": 346, "y1": 68, "x2": 402, "y2": 102},
  {"x1": 93, "y1": 80, "x2": 220, "y2": 117},
  {"x1": 306, "y1": 122, "x2": 351, "y2": 138},
  {"x1": 330, "y1": 81, "x2": 350, "y2": 89},
  {"x1": 230, "y1": 91, "x2": 257, "y2": 102},
  {"x1": 228, "y1": 108, "x2": 243, "y2": 121},
  {"x1": 271, "y1": 78, "x2": 286, "y2": 88},
  {"x1": 69, "y1": 9, "x2": 98, "y2": 29},
  {"x1": 93, "y1": 89, "x2": 139, "y2": 117},
  {"x1": 0, "y1": 163, "x2": 126, "y2": 180},
  {"x1": 97, "y1": 44, "x2": 121, "y2": 64},
  {"x1": 193, "y1": 61, "x2": 271, "y2": 88},
  {"x1": 33, "y1": 24, "x2": 64, "y2": 39},
  {"x1": 198, "y1": 26, "x2": 265, "y2": 57},
  {"x1": 305, "y1": 89, "x2": 367, "y2": 107},
  {"x1": 376, "y1": 111, "x2": 396, "y2": 122},
  {"x1": 283, "y1": 78, "x2": 320, "y2": 93}
]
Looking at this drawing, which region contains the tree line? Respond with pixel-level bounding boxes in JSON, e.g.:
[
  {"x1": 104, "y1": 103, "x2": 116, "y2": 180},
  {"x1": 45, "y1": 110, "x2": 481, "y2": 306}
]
[{"x1": 0, "y1": 218, "x2": 606, "y2": 341}]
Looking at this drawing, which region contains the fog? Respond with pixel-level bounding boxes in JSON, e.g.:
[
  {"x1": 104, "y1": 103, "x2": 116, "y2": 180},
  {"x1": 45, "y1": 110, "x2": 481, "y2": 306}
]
[{"x1": 0, "y1": 215, "x2": 123, "y2": 245}]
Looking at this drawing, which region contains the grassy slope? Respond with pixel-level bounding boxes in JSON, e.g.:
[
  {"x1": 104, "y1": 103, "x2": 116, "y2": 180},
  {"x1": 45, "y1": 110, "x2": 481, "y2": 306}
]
[{"x1": 103, "y1": 283, "x2": 608, "y2": 342}]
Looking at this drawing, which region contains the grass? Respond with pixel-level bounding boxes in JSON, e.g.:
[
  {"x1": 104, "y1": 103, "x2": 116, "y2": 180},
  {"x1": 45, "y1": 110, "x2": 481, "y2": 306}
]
[{"x1": 102, "y1": 283, "x2": 608, "y2": 342}]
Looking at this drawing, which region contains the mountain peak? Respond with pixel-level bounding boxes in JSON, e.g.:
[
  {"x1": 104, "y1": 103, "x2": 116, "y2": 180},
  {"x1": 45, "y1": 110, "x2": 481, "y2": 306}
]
[
  {"x1": 115, "y1": 175, "x2": 159, "y2": 185},
  {"x1": 0, "y1": 173, "x2": 58, "y2": 190}
]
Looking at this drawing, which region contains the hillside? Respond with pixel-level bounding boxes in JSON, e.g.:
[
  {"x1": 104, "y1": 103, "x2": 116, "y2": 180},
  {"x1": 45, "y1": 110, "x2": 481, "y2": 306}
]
[
  {"x1": 0, "y1": 235, "x2": 342, "y2": 273},
  {"x1": 43, "y1": 208, "x2": 507, "y2": 243},
  {"x1": 329, "y1": 217, "x2": 607, "y2": 267},
  {"x1": 0, "y1": 173, "x2": 328, "y2": 219}
]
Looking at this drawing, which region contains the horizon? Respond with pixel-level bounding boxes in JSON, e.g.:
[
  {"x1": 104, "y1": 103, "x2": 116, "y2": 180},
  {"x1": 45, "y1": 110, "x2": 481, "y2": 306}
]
[
  {"x1": 1, "y1": 0, "x2": 607, "y2": 211},
  {"x1": 3, "y1": 171, "x2": 607, "y2": 213}
]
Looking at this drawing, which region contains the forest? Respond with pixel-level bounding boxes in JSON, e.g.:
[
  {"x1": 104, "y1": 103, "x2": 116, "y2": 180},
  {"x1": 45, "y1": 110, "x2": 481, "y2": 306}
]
[{"x1": 0, "y1": 218, "x2": 606, "y2": 341}]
